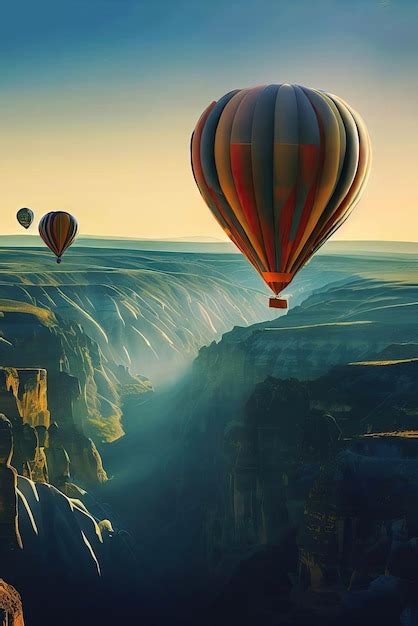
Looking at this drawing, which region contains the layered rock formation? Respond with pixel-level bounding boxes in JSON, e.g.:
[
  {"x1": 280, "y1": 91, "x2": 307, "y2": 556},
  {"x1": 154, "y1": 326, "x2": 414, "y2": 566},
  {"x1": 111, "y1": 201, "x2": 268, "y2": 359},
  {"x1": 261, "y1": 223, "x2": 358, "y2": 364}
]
[
  {"x1": 0, "y1": 301, "x2": 152, "y2": 443},
  {"x1": 0, "y1": 369, "x2": 50, "y2": 428},
  {"x1": 181, "y1": 276, "x2": 418, "y2": 439},
  {"x1": 0, "y1": 365, "x2": 107, "y2": 489},
  {"x1": 2, "y1": 244, "x2": 418, "y2": 625},
  {"x1": 208, "y1": 364, "x2": 418, "y2": 624},
  {"x1": 101, "y1": 268, "x2": 418, "y2": 625},
  {"x1": 0, "y1": 245, "x2": 361, "y2": 386},
  {"x1": 0, "y1": 414, "x2": 134, "y2": 626}
]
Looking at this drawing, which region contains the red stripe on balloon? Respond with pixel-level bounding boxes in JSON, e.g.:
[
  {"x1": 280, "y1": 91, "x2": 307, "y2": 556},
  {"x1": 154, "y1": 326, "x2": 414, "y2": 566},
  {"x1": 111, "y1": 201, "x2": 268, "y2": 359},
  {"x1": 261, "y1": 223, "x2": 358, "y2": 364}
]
[
  {"x1": 207, "y1": 187, "x2": 262, "y2": 275},
  {"x1": 230, "y1": 144, "x2": 272, "y2": 267},
  {"x1": 290, "y1": 135, "x2": 324, "y2": 264},
  {"x1": 278, "y1": 187, "x2": 296, "y2": 272}
]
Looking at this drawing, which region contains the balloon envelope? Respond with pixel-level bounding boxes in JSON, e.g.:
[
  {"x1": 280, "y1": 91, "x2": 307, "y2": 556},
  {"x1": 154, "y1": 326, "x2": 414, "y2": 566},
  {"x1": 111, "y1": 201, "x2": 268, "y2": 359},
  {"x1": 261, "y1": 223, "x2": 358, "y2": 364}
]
[
  {"x1": 16, "y1": 207, "x2": 34, "y2": 229},
  {"x1": 38, "y1": 211, "x2": 78, "y2": 263},
  {"x1": 191, "y1": 83, "x2": 371, "y2": 307}
]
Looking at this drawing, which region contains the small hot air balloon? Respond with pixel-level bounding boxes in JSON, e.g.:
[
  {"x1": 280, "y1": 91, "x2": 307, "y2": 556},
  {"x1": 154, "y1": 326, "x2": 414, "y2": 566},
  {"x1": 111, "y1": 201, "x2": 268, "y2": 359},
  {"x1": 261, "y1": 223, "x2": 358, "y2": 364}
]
[
  {"x1": 16, "y1": 207, "x2": 34, "y2": 229},
  {"x1": 38, "y1": 211, "x2": 78, "y2": 263},
  {"x1": 191, "y1": 84, "x2": 371, "y2": 308}
]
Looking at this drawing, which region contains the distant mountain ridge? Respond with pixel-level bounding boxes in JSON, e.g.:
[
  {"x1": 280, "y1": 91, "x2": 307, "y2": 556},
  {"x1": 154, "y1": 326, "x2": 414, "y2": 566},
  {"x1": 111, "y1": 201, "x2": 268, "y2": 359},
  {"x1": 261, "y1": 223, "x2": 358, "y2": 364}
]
[
  {"x1": 2, "y1": 235, "x2": 418, "y2": 255},
  {"x1": 0, "y1": 234, "x2": 236, "y2": 254}
]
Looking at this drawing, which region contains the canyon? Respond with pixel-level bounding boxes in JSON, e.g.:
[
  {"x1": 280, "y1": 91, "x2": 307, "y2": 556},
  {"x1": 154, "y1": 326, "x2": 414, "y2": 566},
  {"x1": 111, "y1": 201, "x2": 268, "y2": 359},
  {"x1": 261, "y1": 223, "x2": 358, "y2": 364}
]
[
  {"x1": 102, "y1": 247, "x2": 418, "y2": 625},
  {"x1": 2, "y1": 241, "x2": 418, "y2": 625}
]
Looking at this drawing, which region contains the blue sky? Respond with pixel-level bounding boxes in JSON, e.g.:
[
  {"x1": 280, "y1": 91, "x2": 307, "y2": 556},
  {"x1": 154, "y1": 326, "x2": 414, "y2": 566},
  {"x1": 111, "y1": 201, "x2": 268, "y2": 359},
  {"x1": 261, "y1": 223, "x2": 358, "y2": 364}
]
[{"x1": 0, "y1": 0, "x2": 417, "y2": 239}]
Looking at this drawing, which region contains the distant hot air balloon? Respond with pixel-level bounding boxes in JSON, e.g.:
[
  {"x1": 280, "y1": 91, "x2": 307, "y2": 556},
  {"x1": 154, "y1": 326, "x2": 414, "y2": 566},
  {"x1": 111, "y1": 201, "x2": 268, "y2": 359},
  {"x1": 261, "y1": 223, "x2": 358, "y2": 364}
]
[
  {"x1": 191, "y1": 84, "x2": 371, "y2": 308},
  {"x1": 38, "y1": 211, "x2": 78, "y2": 263},
  {"x1": 16, "y1": 207, "x2": 34, "y2": 230}
]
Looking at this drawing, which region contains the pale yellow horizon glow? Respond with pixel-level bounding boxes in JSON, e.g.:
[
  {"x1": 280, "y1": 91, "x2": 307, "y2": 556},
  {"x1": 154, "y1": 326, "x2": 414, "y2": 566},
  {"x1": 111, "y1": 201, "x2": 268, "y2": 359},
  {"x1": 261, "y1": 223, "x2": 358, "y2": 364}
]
[
  {"x1": 0, "y1": 78, "x2": 417, "y2": 243},
  {"x1": 1, "y1": 0, "x2": 417, "y2": 245}
]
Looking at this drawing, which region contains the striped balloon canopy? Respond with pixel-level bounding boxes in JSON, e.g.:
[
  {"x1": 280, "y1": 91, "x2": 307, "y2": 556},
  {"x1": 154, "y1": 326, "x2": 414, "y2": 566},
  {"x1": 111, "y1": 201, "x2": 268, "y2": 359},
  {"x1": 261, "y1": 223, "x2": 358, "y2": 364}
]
[
  {"x1": 191, "y1": 84, "x2": 371, "y2": 308},
  {"x1": 38, "y1": 211, "x2": 78, "y2": 263}
]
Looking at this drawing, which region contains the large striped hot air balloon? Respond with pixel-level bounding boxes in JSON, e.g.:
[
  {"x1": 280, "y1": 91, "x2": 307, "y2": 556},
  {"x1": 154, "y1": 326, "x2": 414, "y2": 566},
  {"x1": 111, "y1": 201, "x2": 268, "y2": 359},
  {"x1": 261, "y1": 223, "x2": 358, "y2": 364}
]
[
  {"x1": 38, "y1": 211, "x2": 78, "y2": 263},
  {"x1": 191, "y1": 84, "x2": 371, "y2": 308}
]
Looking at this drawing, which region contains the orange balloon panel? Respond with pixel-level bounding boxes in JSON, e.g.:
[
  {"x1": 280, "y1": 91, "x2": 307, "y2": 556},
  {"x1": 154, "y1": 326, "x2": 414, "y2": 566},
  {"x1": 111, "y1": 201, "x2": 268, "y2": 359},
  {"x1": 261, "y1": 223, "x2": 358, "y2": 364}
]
[{"x1": 191, "y1": 84, "x2": 371, "y2": 307}]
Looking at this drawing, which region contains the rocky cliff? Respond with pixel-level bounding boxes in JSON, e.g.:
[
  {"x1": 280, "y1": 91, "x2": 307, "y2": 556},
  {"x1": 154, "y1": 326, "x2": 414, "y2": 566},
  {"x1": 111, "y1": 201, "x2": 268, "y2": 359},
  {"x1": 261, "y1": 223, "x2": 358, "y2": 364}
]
[
  {"x1": 101, "y1": 263, "x2": 418, "y2": 625},
  {"x1": 0, "y1": 368, "x2": 50, "y2": 428},
  {"x1": 0, "y1": 414, "x2": 135, "y2": 626},
  {"x1": 182, "y1": 275, "x2": 418, "y2": 438},
  {"x1": 0, "y1": 365, "x2": 108, "y2": 488},
  {"x1": 0, "y1": 300, "x2": 151, "y2": 442},
  {"x1": 173, "y1": 361, "x2": 418, "y2": 625}
]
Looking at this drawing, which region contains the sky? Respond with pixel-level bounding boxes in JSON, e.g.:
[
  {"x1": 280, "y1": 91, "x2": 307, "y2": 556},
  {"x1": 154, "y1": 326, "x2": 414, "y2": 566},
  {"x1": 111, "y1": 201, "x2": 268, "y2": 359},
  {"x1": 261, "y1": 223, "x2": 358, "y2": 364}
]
[{"x1": 0, "y1": 0, "x2": 417, "y2": 240}]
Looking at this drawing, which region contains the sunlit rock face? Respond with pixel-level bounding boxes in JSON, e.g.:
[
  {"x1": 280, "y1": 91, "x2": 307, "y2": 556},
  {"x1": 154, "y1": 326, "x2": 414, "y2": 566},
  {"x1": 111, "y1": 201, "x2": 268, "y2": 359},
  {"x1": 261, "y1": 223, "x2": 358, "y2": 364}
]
[
  {"x1": 0, "y1": 302, "x2": 151, "y2": 442},
  {"x1": 0, "y1": 367, "x2": 107, "y2": 488},
  {"x1": 0, "y1": 369, "x2": 50, "y2": 428}
]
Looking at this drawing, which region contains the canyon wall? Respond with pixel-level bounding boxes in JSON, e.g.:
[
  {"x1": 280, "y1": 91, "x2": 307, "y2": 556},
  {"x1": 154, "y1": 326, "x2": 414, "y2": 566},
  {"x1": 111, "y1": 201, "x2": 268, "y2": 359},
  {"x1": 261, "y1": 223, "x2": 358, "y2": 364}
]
[
  {"x1": 0, "y1": 246, "x2": 362, "y2": 386},
  {"x1": 0, "y1": 301, "x2": 151, "y2": 442}
]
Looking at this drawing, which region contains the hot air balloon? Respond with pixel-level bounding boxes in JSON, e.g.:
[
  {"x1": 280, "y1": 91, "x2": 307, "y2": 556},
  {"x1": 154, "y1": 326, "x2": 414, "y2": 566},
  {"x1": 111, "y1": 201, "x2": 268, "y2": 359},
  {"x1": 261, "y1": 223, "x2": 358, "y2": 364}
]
[
  {"x1": 38, "y1": 211, "x2": 78, "y2": 263},
  {"x1": 191, "y1": 84, "x2": 371, "y2": 308},
  {"x1": 16, "y1": 207, "x2": 34, "y2": 230}
]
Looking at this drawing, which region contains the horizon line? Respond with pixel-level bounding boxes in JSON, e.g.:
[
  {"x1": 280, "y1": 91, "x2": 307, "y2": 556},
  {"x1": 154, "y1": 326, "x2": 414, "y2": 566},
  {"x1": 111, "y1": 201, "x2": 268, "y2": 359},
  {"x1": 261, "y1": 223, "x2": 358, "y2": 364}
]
[{"x1": 1, "y1": 234, "x2": 418, "y2": 245}]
